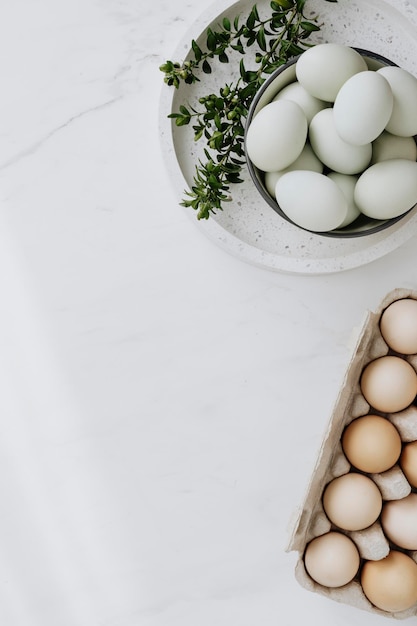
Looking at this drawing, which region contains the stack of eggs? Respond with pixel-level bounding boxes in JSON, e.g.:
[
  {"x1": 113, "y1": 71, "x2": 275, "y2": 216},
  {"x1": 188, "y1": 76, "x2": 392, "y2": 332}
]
[
  {"x1": 302, "y1": 296, "x2": 417, "y2": 614},
  {"x1": 245, "y1": 43, "x2": 417, "y2": 233}
]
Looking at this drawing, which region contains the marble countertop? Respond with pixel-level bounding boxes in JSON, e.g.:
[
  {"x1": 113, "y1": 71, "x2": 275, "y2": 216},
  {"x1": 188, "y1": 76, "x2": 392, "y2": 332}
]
[{"x1": 1, "y1": 1, "x2": 417, "y2": 625}]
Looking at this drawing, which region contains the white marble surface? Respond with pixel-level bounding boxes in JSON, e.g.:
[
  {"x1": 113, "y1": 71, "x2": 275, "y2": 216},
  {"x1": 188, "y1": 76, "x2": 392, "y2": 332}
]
[{"x1": 1, "y1": 1, "x2": 417, "y2": 625}]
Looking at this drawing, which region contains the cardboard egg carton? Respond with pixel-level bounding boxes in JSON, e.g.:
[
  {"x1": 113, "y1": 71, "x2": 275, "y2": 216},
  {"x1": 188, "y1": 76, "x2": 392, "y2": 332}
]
[{"x1": 287, "y1": 287, "x2": 417, "y2": 619}]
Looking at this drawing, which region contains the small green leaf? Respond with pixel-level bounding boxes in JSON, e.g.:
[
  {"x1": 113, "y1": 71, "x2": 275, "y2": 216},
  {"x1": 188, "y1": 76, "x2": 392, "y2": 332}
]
[
  {"x1": 245, "y1": 70, "x2": 258, "y2": 82},
  {"x1": 159, "y1": 61, "x2": 173, "y2": 73},
  {"x1": 231, "y1": 42, "x2": 244, "y2": 54},
  {"x1": 222, "y1": 17, "x2": 231, "y2": 30},
  {"x1": 191, "y1": 40, "x2": 202, "y2": 61},
  {"x1": 246, "y1": 6, "x2": 258, "y2": 29},
  {"x1": 209, "y1": 173, "x2": 220, "y2": 187},
  {"x1": 300, "y1": 21, "x2": 320, "y2": 32},
  {"x1": 256, "y1": 26, "x2": 267, "y2": 51},
  {"x1": 239, "y1": 83, "x2": 257, "y2": 100},
  {"x1": 175, "y1": 116, "x2": 190, "y2": 126},
  {"x1": 263, "y1": 64, "x2": 279, "y2": 74},
  {"x1": 271, "y1": 0, "x2": 293, "y2": 8},
  {"x1": 202, "y1": 60, "x2": 212, "y2": 73},
  {"x1": 271, "y1": 15, "x2": 284, "y2": 27},
  {"x1": 203, "y1": 110, "x2": 216, "y2": 121},
  {"x1": 287, "y1": 42, "x2": 305, "y2": 55},
  {"x1": 226, "y1": 172, "x2": 244, "y2": 183},
  {"x1": 206, "y1": 28, "x2": 217, "y2": 52}
]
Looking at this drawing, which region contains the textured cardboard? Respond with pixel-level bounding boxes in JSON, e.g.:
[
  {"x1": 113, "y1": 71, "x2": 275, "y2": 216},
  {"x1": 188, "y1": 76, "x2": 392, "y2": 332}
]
[{"x1": 287, "y1": 288, "x2": 417, "y2": 619}]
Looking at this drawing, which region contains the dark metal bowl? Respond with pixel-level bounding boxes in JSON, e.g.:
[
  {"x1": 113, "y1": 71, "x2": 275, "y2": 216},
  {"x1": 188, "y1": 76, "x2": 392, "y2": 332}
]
[{"x1": 244, "y1": 48, "x2": 416, "y2": 238}]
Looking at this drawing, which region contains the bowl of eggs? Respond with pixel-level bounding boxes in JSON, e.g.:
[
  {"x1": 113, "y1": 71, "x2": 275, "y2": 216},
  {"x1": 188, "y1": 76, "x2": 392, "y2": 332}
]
[{"x1": 244, "y1": 43, "x2": 417, "y2": 237}]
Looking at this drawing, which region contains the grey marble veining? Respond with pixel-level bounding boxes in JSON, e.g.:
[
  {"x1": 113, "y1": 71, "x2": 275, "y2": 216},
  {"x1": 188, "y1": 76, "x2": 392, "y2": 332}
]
[{"x1": 0, "y1": 1, "x2": 417, "y2": 625}]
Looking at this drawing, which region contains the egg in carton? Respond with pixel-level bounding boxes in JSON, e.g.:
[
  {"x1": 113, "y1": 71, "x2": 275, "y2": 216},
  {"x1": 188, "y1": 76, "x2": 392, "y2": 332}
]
[{"x1": 287, "y1": 287, "x2": 417, "y2": 619}]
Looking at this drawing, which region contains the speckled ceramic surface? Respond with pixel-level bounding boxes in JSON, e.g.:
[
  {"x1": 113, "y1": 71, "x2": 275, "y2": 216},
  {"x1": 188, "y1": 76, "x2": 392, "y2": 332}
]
[{"x1": 159, "y1": 0, "x2": 417, "y2": 274}]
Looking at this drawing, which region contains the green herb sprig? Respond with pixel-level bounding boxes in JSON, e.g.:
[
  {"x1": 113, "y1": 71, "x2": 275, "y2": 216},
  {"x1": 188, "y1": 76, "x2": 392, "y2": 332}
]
[{"x1": 160, "y1": 0, "x2": 328, "y2": 220}]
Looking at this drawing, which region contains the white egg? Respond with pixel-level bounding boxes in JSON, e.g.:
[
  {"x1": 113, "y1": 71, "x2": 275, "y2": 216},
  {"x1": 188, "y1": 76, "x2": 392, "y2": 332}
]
[
  {"x1": 295, "y1": 43, "x2": 367, "y2": 102},
  {"x1": 377, "y1": 66, "x2": 417, "y2": 136},
  {"x1": 272, "y1": 81, "x2": 328, "y2": 123},
  {"x1": 354, "y1": 159, "x2": 417, "y2": 219},
  {"x1": 309, "y1": 108, "x2": 372, "y2": 175},
  {"x1": 372, "y1": 131, "x2": 417, "y2": 164},
  {"x1": 264, "y1": 143, "x2": 323, "y2": 197},
  {"x1": 327, "y1": 172, "x2": 361, "y2": 227},
  {"x1": 245, "y1": 100, "x2": 307, "y2": 172},
  {"x1": 276, "y1": 170, "x2": 348, "y2": 232},
  {"x1": 333, "y1": 71, "x2": 393, "y2": 145}
]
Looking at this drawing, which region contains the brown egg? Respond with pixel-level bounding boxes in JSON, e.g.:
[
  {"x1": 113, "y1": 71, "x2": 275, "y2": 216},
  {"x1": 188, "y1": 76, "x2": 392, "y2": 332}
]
[
  {"x1": 360, "y1": 356, "x2": 417, "y2": 413},
  {"x1": 304, "y1": 531, "x2": 360, "y2": 588},
  {"x1": 361, "y1": 550, "x2": 417, "y2": 612},
  {"x1": 342, "y1": 414, "x2": 402, "y2": 473},
  {"x1": 400, "y1": 440, "x2": 417, "y2": 488},
  {"x1": 381, "y1": 493, "x2": 417, "y2": 550},
  {"x1": 380, "y1": 298, "x2": 417, "y2": 354},
  {"x1": 322, "y1": 472, "x2": 382, "y2": 531}
]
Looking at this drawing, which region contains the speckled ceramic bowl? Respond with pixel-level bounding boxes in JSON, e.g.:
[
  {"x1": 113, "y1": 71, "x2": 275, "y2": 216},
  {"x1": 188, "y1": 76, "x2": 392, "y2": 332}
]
[{"x1": 245, "y1": 48, "x2": 416, "y2": 238}]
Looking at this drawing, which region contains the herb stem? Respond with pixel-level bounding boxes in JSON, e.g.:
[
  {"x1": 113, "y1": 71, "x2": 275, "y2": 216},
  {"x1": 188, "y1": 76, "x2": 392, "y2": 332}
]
[
  {"x1": 160, "y1": 0, "x2": 328, "y2": 220},
  {"x1": 259, "y1": 5, "x2": 298, "y2": 73}
]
